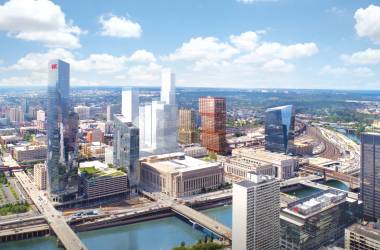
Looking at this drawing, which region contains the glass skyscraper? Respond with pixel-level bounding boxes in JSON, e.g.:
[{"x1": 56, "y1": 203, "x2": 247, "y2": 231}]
[
  {"x1": 113, "y1": 114, "x2": 140, "y2": 190},
  {"x1": 47, "y1": 59, "x2": 78, "y2": 201},
  {"x1": 361, "y1": 132, "x2": 380, "y2": 221},
  {"x1": 264, "y1": 105, "x2": 295, "y2": 154}
]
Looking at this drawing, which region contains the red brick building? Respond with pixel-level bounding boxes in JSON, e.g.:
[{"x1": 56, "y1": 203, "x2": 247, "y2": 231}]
[{"x1": 199, "y1": 97, "x2": 226, "y2": 154}]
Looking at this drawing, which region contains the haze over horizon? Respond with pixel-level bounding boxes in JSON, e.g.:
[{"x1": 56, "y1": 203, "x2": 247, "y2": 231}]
[{"x1": 1, "y1": 0, "x2": 380, "y2": 90}]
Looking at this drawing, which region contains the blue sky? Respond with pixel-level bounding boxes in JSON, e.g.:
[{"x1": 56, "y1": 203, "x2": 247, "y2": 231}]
[{"x1": 0, "y1": 0, "x2": 380, "y2": 89}]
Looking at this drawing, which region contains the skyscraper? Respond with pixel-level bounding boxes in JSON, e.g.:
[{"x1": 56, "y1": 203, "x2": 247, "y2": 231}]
[
  {"x1": 46, "y1": 59, "x2": 78, "y2": 201},
  {"x1": 178, "y1": 109, "x2": 198, "y2": 145},
  {"x1": 113, "y1": 114, "x2": 140, "y2": 190},
  {"x1": 232, "y1": 173, "x2": 280, "y2": 250},
  {"x1": 361, "y1": 132, "x2": 380, "y2": 221},
  {"x1": 264, "y1": 105, "x2": 295, "y2": 154},
  {"x1": 199, "y1": 97, "x2": 226, "y2": 154},
  {"x1": 139, "y1": 69, "x2": 178, "y2": 154},
  {"x1": 161, "y1": 69, "x2": 176, "y2": 105},
  {"x1": 122, "y1": 88, "x2": 139, "y2": 126}
]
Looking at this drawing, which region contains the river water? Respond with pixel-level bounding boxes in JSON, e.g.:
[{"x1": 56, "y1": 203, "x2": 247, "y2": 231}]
[{"x1": 1, "y1": 206, "x2": 232, "y2": 250}]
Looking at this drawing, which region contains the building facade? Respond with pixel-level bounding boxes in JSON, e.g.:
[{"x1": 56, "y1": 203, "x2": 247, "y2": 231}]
[
  {"x1": 345, "y1": 222, "x2": 380, "y2": 250},
  {"x1": 73, "y1": 105, "x2": 90, "y2": 120},
  {"x1": 79, "y1": 161, "x2": 128, "y2": 200},
  {"x1": 280, "y1": 189, "x2": 359, "y2": 250},
  {"x1": 121, "y1": 88, "x2": 139, "y2": 126},
  {"x1": 13, "y1": 145, "x2": 47, "y2": 162},
  {"x1": 232, "y1": 174, "x2": 280, "y2": 250},
  {"x1": 178, "y1": 109, "x2": 198, "y2": 145},
  {"x1": 139, "y1": 70, "x2": 178, "y2": 154},
  {"x1": 361, "y1": 132, "x2": 380, "y2": 221},
  {"x1": 34, "y1": 163, "x2": 47, "y2": 190},
  {"x1": 199, "y1": 97, "x2": 226, "y2": 154},
  {"x1": 265, "y1": 105, "x2": 295, "y2": 154},
  {"x1": 46, "y1": 59, "x2": 79, "y2": 201},
  {"x1": 140, "y1": 152, "x2": 224, "y2": 197},
  {"x1": 113, "y1": 114, "x2": 140, "y2": 189}
]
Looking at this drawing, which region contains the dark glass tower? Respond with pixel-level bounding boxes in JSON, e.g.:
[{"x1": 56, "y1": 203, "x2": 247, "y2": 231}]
[
  {"x1": 113, "y1": 114, "x2": 140, "y2": 190},
  {"x1": 264, "y1": 105, "x2": 295, "y2": 154},
  {"x1": 47, "y1": 59, "x2": 78, "y2": 201},
  {"x1": 361, "y1": 133, "x2": 380, "y2": 221}
]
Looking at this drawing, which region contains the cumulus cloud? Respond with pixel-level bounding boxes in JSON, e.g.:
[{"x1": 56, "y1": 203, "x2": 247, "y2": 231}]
[
  {"x1": 341, "y1": 48, "x2": 380, "y2": 65},
  {"x1": 128, "y1": 49, "x2": 156, "y2": 63},
  {"x1": 163, "y1": 37, "x2": 239, "y2": 61},
  {"x1": 0, "y1": 0, "x2": 83, "y2": 48},
  {"x1": 99, "y1": 14, "x2": 142, "y2": 38},
  {"x1": 354, "y1": 5, "x2": 380, "y2": 44},
  {"x1": 262, "y1": 59, "x2": 294, "y2": 73},
  {"x1": 229, "y1": 31, "x2": 260, "y2": 51}
]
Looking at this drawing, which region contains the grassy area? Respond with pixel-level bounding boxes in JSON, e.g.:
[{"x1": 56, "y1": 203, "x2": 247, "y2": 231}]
[
  {"x1": 0, "y1": 172, "x2": 8, "y2": 185},
  {"x1": 79, "y1": 166, "x2": 125, "y2": 178},
  {"x1": 7, "y1": 182, "x2": 19, "y2": 201},
  {"x1": 0, "y1": 202, "x2": 30, "y2": 216}
]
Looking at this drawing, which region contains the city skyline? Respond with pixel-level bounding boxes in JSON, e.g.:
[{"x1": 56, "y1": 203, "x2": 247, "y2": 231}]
[{"x1": 0, "y1": 0, "x2": 379, "y2": 90}]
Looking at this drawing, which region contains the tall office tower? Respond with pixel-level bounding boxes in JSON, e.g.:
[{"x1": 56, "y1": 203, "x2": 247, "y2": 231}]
[
  {"x1": 139, "y1": 69, "x2": 178, "y2": 154},
  {"x1": 232, "y1": 173, "x2": 280, "y2": 250},
  {"x1": 122, "y1": 88, "x2": 139, "y2": 126},
  {"x1": 46, "y1": 59, "x2": 78, "y2": 201},
  {"x1": 106, "y1": 104, "x2": 121, "y2": 122},
  {"x1": 178, "y1": 109, "x2": 198, "y2": 145},
  {"x1": 264, "y1": 105, "x2": 295, "y2": 154},
  {"x1": 361, "y1": 132, "x2": 380, "y2": 221},
  {"x1": 113, "y1": 114, "x2": 140, "y2": 189},
  {"x1": 199, "y1": 97, "x2": 226, "y2": 154},
  {"x1": 161, "y1": 69, "x2": 176, "y2": 105}
]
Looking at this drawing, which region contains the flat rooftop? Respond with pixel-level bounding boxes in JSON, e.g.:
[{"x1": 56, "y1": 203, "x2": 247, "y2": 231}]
[
  {"x1": 232, "y1": 148, "x2": 294, "y2": 163},
  {"x1": 347, "y1": 223, "x2": 380, "y2": 242},
  {"x1": 143, "y1": 152, "x2": 220, "y2": 173},
  {"x1": 79, "y1": 161, "x2": 125, "y2": 179}
]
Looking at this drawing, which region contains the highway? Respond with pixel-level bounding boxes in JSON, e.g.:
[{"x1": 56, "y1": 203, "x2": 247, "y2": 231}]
[{"x1": 13, "y1": 171, "x2": 88, "y2": 250}]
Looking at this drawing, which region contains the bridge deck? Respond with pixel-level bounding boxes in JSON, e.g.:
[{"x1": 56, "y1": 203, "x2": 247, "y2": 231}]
[
  {"x1": 171, "y1": 204, "x2": 232, "y2": 240},
  {"x1": 14, "y1": 171, "x2": 88, "y2": 250}
]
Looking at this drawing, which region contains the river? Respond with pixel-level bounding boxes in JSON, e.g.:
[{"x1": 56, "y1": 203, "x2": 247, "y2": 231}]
[{"x1": 1, "y1": 206, "x2": 232, "y2": 250}]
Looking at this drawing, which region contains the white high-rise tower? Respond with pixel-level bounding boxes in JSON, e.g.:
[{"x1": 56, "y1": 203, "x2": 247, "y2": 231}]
[
  {"x1": 161, "y1": 69, "x2": 176, "y2": 105},
  {"x1": 139, "y1": 69, "x2": 178, "y2": 154},
  {"x1": 232, "y1": 173, "x2": 280, "y2": 250},
  {"x1": 122, "y1": 87, "x2": 139, "y2": 126}
]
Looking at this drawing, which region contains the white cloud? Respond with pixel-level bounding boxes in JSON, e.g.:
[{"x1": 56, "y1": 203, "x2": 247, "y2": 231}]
[
  {"x1": 0, "y1": 72, "x2": 46, "y2": 86},
  {"x1": 229, "y1": 31, "x2": 260, "y2": 51},
  {"x1": 341, "y1": 48, "x2": 380, "y2": 65},
  {"x1": 0, "y1": 0, "x2": 83, "y2": 48},
  {"x1": 235, "y1": 42, "x2": 318, "y2": 64},
  {"x1": 129, "y1": 49, "x2": 156, "y2": 63},
  {"x1": 99, "y1": 14, "x2": 142, "y2": 38},
  {"x1": 262, "y1": 59, "x2": 294, "y2": 73},
  {"x1": 355, "y1": 5, "x2": 380, "y2": 44},
  {"x1": 4, "y1": 49, "x2": 130, "y2": 74},
  {"x1": 320, "y1": 65, "x2": 374, "y2": 78},
  {"x1": 163, "y1": 37, "x2": 239, "y2": 61}
]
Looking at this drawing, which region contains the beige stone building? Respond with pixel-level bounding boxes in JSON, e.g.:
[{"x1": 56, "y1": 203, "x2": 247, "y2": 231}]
[
  {"x1": 230, "y1": 148, "x2": 297, "y2": 180},
  {"x1": 34, "y1": 163, "x2": 47, "y2": 190},
  {"x1": 140, "y1": 152, "x2": 224, "y2": 197}
]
